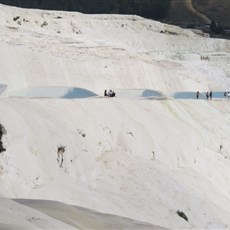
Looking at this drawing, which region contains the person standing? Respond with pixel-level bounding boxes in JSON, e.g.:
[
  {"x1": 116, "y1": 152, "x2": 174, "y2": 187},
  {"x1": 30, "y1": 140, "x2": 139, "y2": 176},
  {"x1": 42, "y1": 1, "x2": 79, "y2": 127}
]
[
  {"x1": 104, "y1": 90, "x2": 108, "y2": 97},
  {"x1": 209, "y1": 91, "x2": 213, "y2": 100},
  {"x1": 196, "y1": 91, "x2": 199, "y2": 99},
  {"x1": 206, "y1": 91, "x2": 209, "y2": 100},
  {"x1": 227, "y1": 91, "x2": 230, "y2": 101}
]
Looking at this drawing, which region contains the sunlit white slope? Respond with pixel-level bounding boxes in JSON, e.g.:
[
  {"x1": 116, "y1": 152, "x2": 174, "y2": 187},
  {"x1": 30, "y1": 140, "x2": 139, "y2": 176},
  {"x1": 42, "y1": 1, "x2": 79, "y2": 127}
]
[
  {"x1": 1, "y1": 3, "x2": 230, "y2": 230},
  {"x1": 0, "y1": 3, "x2": 230, "y2": 94},
  {"x1": 1, "y1": 98, "x2": 230, "y2": 228}
]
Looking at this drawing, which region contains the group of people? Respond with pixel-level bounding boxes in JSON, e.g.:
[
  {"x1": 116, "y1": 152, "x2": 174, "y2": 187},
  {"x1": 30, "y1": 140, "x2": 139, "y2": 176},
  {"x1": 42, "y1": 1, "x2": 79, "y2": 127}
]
[
  {"x1": 196, "y1": 91, "x2": 230, "y2": 100},
  {"x1": 196, "y1": 91, "x2": 213, "y2": 100},
  {"x1": 104, "y1": 89, "x2": 116, "y2": 97},
  {"x1": 224, "y1": 91, "x2": 230, "y2": 100},
  {"x1": 205, "y1": 91, "x2": 213, "y2": 100},
  {"x1": 104, "y1": 89, "x2": 230, "y2": 100}
]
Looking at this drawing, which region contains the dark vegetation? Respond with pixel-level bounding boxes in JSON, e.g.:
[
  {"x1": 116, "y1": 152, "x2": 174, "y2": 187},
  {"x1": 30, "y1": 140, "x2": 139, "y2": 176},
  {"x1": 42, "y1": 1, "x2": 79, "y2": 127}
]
[
  {"x1": 0, "y1": 124, "x2": 6, "y2": 153},
  {"x1": 177, "y1": 210, "x2": 188, "y2": 222},
  {"x1": 0, "y1": 0, "x2": 171, "y2": 20},
  {"x1": 209, "y1": 20, "x2": 224, "y2": 35},
  {"x1": 164, "y1": 0, "x2": 230, "y2": 39},
  {"x1": 193, "y1": 0, "x2": 230, "y2": 27}
]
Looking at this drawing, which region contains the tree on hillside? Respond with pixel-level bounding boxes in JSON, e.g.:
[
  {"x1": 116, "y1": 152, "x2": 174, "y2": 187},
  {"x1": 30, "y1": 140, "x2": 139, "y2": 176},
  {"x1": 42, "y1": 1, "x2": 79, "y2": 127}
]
[{"x1": 210, "y1": 19, "x2": 223, "y2": 34}]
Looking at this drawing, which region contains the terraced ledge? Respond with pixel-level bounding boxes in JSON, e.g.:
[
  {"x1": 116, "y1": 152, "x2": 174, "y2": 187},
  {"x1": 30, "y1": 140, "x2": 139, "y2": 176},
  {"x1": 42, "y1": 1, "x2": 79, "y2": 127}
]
[
  {"x1": 112, "y1": 89, "x2": 166, "y2": 99},
  {"x1": 8, "y1": 87, "x2": 166, "y2": 100},
  {"x1": 8, "y1": 86, "x2": 98, "y2": 99},
  {"x1": 6, "y1": 87, "x2": 228, "y2": 100}
]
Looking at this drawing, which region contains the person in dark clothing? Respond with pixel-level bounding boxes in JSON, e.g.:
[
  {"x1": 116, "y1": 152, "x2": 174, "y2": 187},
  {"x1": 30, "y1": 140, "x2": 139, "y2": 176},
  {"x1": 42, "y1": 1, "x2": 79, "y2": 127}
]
[
  {"x1": 227, "y1": 92, "x2": 230, "y2": 100},
  {"x1": 108, "y1": 89, "x2": 116, "y2": 97},
  {"x1": 104, "y1": 90, "x2": 108, "y2": 97},
  {"x1": 196, "y1": 91, "x2": 199, "y2": 99},
  {"x1": 209, "y1": 91, "x2": 213, "y2": 100},
  {"x1": 206, "y1": 91, "x2": 209, "y2": 100}
]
